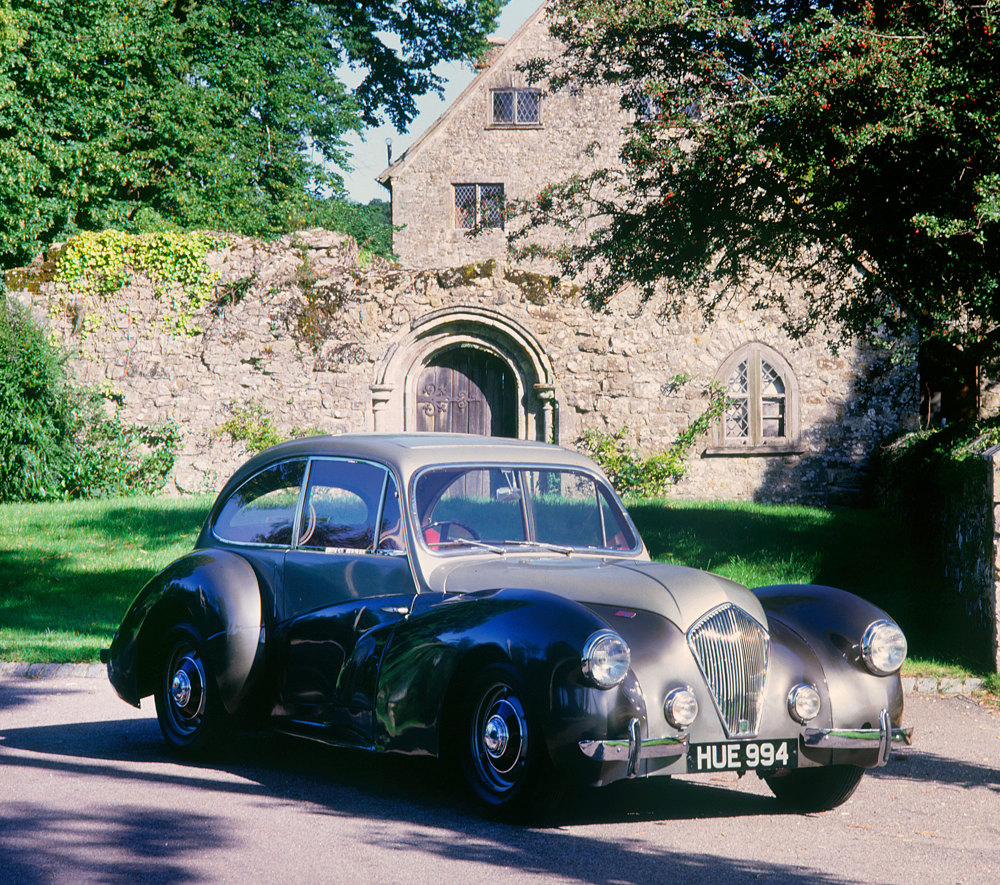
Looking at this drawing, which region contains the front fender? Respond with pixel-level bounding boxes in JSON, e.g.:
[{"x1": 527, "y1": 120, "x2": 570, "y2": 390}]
[
  {"x1": 754, "y1": 584, "x2": 906, "y2": 759},
  {"x1": 106, "y1": 549, "x2": 263, "y2": 715},
  {"x1": 373, "y1": 588, "x2": 642, "y2": 766}
]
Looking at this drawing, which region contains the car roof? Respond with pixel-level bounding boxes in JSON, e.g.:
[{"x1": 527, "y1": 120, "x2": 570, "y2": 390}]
[{"x1": 217, "y1": 433, "x2": 605, "y2": 500}]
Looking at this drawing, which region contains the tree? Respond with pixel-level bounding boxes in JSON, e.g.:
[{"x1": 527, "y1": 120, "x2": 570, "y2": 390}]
[
  {"x1": 0, "y1": 0, "x2": 501, "y2": 268},
  {"x1": 515, "y1": 1, "x2": 1000, "y2": 415}
]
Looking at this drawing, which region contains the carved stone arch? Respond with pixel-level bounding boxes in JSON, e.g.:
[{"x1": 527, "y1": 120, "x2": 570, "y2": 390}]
[{"x1": 371, "y1": 307, "x2": 556, "y2": 441}]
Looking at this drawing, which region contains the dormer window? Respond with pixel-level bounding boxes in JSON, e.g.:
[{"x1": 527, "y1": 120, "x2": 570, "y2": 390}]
[{"x1": 490, "y1": 89, "x2": 541, "y2": 127}]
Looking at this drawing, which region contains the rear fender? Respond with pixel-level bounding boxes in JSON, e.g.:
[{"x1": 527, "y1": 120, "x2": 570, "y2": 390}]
[{"x1": 106, "y1": 549, "x2": 263, "y2": 715}]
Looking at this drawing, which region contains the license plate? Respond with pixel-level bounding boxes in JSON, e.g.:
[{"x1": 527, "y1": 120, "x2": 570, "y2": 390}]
[{"x1": 688, "y1": 739, "x2": 797, "y2": 772}]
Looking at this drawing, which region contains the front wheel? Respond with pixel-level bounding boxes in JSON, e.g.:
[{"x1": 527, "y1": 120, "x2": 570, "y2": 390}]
[
  {"x1": 764, "y1": 764, "x2": 865, "y2": 812},
  {"x1": 154, "y1": 623, "x2": 230, "y2": 755},
  {"x1": 459, "y1": 663, "x2": 563, "y2": 820}
]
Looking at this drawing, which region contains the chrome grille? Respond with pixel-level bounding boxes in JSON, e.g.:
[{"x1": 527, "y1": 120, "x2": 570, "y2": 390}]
[{"x1": 687, "y1": 604, "x2": 769, "y2": 737}]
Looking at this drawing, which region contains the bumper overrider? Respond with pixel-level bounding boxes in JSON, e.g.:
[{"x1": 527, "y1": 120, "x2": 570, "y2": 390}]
[{"x1": 579, "y1": 707, "x2": 914, "y2": 775}]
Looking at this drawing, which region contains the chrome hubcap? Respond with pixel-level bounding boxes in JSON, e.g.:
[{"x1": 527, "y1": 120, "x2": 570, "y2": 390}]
[
  {"x1": 471, "y1": 685, "x2": 528, "y2": 794},
  {"x1": 483, "y1": 714, "x2": 509, "y2": 759},
  {"x1": 163, "y1": 648, "x2": 206, "y2": 734},
  {"x1": 171, "y1": 669, "x2": 192, "y2": 708}
]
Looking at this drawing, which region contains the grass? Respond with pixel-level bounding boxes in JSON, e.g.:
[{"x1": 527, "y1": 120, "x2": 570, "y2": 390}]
[
  {"x1": 0, "y1": 494, "x2": 993, "y2": 682},
  {"x1": 627, "y1": 498, "x2": 994, "y2": 679},
  {"x1": 0, "y1": 495, "x2": 213, "y2": 662}
]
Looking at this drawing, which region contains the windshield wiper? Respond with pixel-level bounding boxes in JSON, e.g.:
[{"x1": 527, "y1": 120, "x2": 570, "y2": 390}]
[
  {"x1": 501, "y1": 540, "x2": 574, "y2": 556},
  {"x1": 431, "y1": 538, "x2": 506, "y2": 555}
]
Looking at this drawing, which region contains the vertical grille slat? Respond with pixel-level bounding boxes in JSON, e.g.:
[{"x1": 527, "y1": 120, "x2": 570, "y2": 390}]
[{"x1": 687, "y1": 604, "x2": 769, "y2": 737}]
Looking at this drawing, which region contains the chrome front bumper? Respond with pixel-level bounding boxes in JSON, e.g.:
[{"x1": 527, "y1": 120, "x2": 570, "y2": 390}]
[
  {"x1": 803, "y1": 708, "x2": 914, "y2": 766},
  {"x1": 578, "y1": 718, "x2": 687, "y2": 777},
  {"x1": 578, "y1": 709, "x2": 913, "y2": 774}
]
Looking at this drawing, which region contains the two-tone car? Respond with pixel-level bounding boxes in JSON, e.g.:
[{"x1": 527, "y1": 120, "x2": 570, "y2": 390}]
[{"x1": 103, "y1": 433, "x2": 912, "y2": 817}]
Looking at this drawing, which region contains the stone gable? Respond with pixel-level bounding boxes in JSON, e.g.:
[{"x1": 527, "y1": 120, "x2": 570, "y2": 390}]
[{"x1": 379, "y1": 6, "x2": 627, "y2": 269}]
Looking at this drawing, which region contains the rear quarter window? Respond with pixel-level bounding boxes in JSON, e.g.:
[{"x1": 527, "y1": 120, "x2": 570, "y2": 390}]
[{"x1": 213, "y1": 459, "x2": 307, "y2": 546}]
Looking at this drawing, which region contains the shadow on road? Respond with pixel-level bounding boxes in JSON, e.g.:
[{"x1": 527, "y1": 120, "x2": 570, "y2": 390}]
[{"x1": 0, "y1": 715, "x2": 870, "y2": 885}]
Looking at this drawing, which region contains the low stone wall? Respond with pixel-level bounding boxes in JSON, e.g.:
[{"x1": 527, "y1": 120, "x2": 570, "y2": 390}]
[{"x1": 7, "y1": 229, "x2": 916, "y2": 505}]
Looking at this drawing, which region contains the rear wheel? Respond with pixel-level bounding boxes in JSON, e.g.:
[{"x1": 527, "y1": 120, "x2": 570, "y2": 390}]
[
  {"x1": 154, "y1": 623, "x2": 230, "y2": 755},
  {"x1": 764, "y1": 764, "x2": 865, "y2": 812},
  {"x1": 459, "y1": 663, "x2": 563, "y2": 820}
]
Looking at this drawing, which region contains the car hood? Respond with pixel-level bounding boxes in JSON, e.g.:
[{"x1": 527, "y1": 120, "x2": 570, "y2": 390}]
[{"x1": 427, "y1": 556, "x2": 766, "y2": 633}]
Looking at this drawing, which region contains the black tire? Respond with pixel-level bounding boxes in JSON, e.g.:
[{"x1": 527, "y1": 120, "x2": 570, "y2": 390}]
[
  {"x1": 153, "y1": 623, "x2": 230, "y2": 755},
  {"x1": 765, "y1": 764, "x2": 865, "y2": 812},
  {"x1": 459, "y1": 663, "x2": 563, "y2": 821}
]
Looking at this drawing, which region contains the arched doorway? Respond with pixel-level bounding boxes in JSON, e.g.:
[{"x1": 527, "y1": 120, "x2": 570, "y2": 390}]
[
  {"x1": 371, "y1": 306, "x2": 557, "y2": 441},
  {"x1": 415, "y1": 346, "x2": 517, "y2": 437}
]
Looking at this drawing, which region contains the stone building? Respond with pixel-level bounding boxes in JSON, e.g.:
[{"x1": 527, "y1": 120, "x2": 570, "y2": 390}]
[
  {"x1": 378, "y1": 5, "x2": 626, "y2": 270},
  {"x1": 4, "y1": 6, "x2": 918, "y2": 504}
]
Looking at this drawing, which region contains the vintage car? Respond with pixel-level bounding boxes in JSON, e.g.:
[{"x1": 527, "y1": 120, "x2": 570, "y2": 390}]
[{"x1": 103, "y1": 434, "x2": 912, "y2": 817}]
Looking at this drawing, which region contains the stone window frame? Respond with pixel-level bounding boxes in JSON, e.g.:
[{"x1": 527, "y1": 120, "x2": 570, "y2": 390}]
[
  {"x1": 487, "y1": 88, "x2": 543, "y2": 128},
  {"x1": 454, "y1": 183, "x2": 505, "y2": 231},
  {"x1": 705, "y1": 343, "x2": 802, "y2": 456}
]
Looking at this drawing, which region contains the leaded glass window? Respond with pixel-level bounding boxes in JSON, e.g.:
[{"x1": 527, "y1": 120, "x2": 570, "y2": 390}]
[
  {"x1": 454, "y1": 183, "x2": 505, "y2": 230},
  {"x1": 454, "y1": 184, "x2": 477, "y2": 229},
  {"x1": 490, "y1": 89, "x2": 541, "y2": 125},
  {"x1": 717, "y1": 345, "x2": 796, "y2": 449}
]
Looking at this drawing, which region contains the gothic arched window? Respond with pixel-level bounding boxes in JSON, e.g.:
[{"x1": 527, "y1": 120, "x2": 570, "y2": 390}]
[{"x1": 712, "y1": 344, "x2": 799, "y2": 452}]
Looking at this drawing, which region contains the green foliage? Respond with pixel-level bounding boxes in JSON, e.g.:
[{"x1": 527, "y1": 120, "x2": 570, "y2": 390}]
[
  {"x1": 0, "y1": 298, "x2": 75, "y2": 500},
  {"x1": 0, "y1": 297, "x2": 179, "y2": 502},
  {"x1": 217, "y1": 399, "x2": 327, "y2": 454},
  {"x1": 55, "y1": 230, "x2": 218, "y2": 335},
  {"x1": 579, "y1": 377, "x2": 731, "y2": 496},
  {"x1": 0, "y1": 0, "x2": 500, "y2": 268},
  {"x1": 64, "y1": 395, "x2": 180, "y2": 499},
  {"x1": 518, "y1": 1, "x2": 1000, "y2": 373},
  {"x1": 295, "y1": 198, "x2": 395, "y2": 260},
  {"x1": 218, "y1": 401, "x2": 284, "y2": 454}
]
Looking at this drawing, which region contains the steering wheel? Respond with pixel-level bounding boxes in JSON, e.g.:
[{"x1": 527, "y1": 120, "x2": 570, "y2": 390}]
[{"x1": 423, "y1": 520, "x2": 481, "y2": 548}]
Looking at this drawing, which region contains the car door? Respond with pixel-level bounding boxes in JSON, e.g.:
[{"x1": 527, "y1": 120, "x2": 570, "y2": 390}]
[{"x1": 274, "y1": 457, "x2": 417, "y2": 746}]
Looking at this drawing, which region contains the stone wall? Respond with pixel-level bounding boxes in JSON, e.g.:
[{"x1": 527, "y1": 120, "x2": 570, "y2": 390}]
[
  {"x1": 8, "y1": 230, "x2": 916, "y2": 506},
  {"x1": 878, "y1": 443, "x2": 1000, "y2": 672}
]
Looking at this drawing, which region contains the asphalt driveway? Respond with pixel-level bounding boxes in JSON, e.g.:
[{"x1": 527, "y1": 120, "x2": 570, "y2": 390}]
[{"x1": 0, "y1": 675, "x2": 997, "y2": 884}]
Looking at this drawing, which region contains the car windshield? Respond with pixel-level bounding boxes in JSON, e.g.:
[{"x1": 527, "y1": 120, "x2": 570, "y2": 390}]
[{"x1": 413, "y1": 466, "x2": 638, "y2": 553}]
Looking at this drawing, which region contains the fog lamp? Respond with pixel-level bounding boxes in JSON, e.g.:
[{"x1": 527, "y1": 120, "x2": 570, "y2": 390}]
[
  {"x1": 664, "y1": 687, "x2": 699, "y2": 728},
  {"x1": 787, "y1": 683, "x2": 822, "y2": 724}
]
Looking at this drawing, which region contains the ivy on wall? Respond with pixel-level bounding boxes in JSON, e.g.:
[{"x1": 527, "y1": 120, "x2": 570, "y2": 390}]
[{"x1": 54, "y1": 230, "x2": 221, "y2": 336}]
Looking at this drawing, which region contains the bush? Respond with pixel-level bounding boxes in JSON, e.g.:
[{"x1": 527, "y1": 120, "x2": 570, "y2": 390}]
[
  {"x1": 64, "y1": 393, "x2": 181, "y2": 498},
  {"x1": 578, "y1": 378, "x2": 731, "y2": 497},
  {"x1": 0, "y1": 298, "x2": 179, "y2": 501},
  {"x1": 0, "y1": 299, "x2": 76, "y2": 500}
]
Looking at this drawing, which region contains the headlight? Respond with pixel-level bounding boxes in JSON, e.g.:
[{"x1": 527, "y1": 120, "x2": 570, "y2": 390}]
[
  {"x1": 861, "y1": 619, "x2": 907, "y2": 675},
  {"x1": 664, "y1": 687, "x2": 699, "y2": 728},
  {"x1": 581, "y1": 630, "x2": 630, "y2": 688},
  {"x1": 787, "y1": 683, "x2": 822, "y2": 723}
]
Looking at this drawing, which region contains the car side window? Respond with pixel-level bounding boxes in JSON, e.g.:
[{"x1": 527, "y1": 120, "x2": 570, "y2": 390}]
[
  {"x1": 297, "y1": 458, "x2": 386, "y2": 551},
  {"x1": 213, "y1": 459, "x2": 307, "y2": 546},
  {"x1": 377, "y1": 474, "x2": 404, "y2": 551}
]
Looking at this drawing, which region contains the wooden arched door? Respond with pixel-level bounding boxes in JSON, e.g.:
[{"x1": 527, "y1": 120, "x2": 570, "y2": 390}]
[{"x1": 415, "y1": 347, "x2": 517, "y2": 437}]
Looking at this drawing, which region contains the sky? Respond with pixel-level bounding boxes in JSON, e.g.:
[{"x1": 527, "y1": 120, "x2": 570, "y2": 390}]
[{"x1": 339, "y1": 0, "x2": 540, "y2": 205}]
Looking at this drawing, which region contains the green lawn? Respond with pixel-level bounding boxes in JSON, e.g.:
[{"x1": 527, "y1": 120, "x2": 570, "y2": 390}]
[
  {"x1": 0, "y1": 494, "x2": 990, "y2": 680},
  {"x1": 1, "y1": 495, "x2": 213, "y2": 661},
  {"x1": 628, "y1": 498, "x2": 987, "y2": 676}
]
